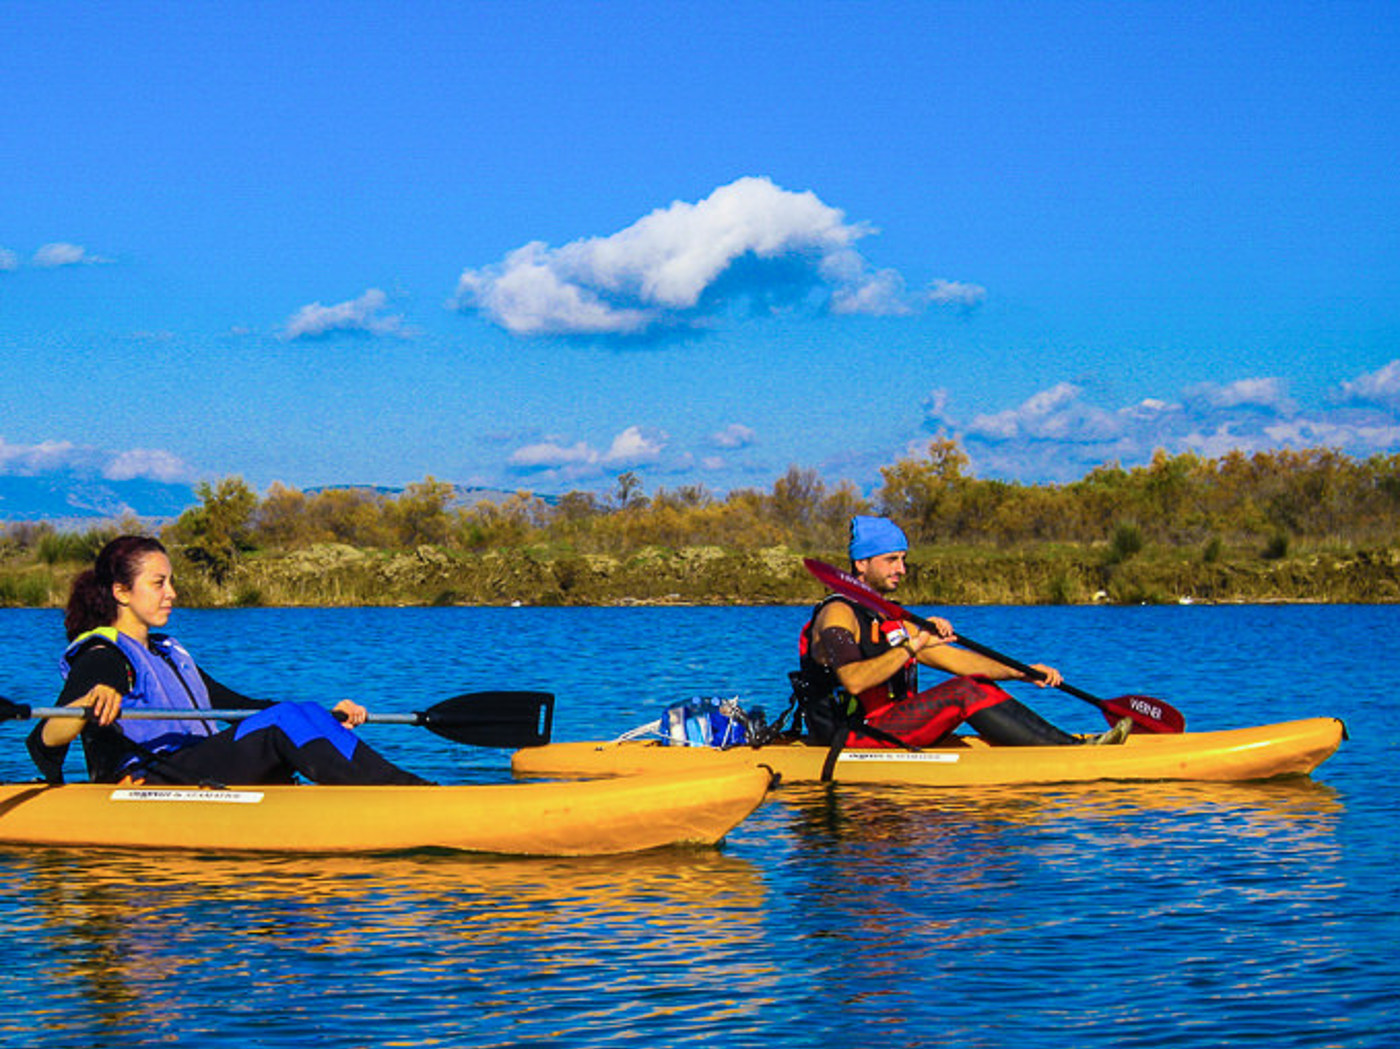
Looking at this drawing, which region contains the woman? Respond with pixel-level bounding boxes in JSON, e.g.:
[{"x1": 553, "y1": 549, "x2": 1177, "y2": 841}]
[{"x1": 29, "y1": 535, "x2": 430, "y2": 786}]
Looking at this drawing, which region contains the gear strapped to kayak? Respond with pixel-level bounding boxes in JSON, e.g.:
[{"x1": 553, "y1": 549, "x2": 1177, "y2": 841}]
[{"x1": 617, "y1": 696, "x2": 775, "y2": 749}]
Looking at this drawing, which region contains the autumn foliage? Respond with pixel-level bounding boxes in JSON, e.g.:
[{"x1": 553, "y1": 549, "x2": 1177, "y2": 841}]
[{"x1": 139, "y1": 440, "x2": 1400, "y2": 571}]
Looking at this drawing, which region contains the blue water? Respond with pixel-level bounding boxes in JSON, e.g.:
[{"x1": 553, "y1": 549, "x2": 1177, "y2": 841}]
[{"x1": 1, "y1": 603, "x2": 1396, "y2": 1048}]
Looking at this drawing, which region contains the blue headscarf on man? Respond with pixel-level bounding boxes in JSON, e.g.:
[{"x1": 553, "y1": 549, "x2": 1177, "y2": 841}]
[{"x1": 849, "y1": 515, "x2": 909, "y2": 561}]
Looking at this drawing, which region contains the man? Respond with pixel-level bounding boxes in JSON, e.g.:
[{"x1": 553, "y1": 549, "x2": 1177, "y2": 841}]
[{"x1": 798, "y1": 515, "x2": 1131, "y2": 748}]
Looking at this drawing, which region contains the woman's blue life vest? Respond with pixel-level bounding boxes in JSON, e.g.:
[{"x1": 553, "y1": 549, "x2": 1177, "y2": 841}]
[{"x1": 59, "y1": 628, "x2": 216, "y2": 771}]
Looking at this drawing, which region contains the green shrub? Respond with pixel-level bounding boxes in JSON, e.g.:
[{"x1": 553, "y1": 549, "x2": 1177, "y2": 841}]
[
  {"x1": 1106, "y1": 522, "x2": 1145, "y2": 564},
  {"x1": 36, "y1": 528, "x2": 113, "y2": 565},
  {"x1": 0, "y1": 573, "x2": 53, "y2": 606}
]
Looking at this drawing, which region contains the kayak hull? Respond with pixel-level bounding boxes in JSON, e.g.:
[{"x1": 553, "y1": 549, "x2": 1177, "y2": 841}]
[
  {"x1": 0, "y1": 765, "x2": 773, "y2": 856},
  {"x1": 511, "y1": 717, "x2": 1346, "y2": 786}
]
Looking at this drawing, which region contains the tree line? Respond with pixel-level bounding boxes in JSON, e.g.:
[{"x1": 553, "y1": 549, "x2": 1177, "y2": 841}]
[{"x1": 6, "y1": 439, "x2": 1400, "y2": 585}]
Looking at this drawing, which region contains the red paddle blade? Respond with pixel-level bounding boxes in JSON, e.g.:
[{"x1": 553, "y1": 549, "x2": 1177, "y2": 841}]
[
  {"x1": 803, "y1": 558, "x2": 905, "y2": 618},
  {"x1": 1101, "y1": 695, "x2": 1186, "y2": 734}
]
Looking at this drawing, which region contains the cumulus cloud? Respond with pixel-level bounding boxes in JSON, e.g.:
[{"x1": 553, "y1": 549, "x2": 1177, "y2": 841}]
[
  {"x1": 0, "y1": 438, "x2": 87, "y2": 475},
  {"x1": 711, "y1": 423, "x2": 757, "y2": 449},
  {"x1": 922, "y1": 388, "x2": 954, "y2": 428},
  {"x1": 1336, "y1": 359, "x2": 1400, "y2": 410},
  {"x1": 283, "y1": 288, "x2": 404, "y2": 340},
  {"x1": 1264, "y1": 418, "x2": 1400, "y2": 449},
  {"x1": 925, "y1": 279, "x2": 987, "y2": 308},
  {"x1": 32, "y1": 242, "x2": 107, "y2": 267},
  {"x1": 927, "y1": 366, "x2": 1400, "y2": 484},
  {"x1": 103, "y1": 448, "x2": 193, "y2": 483},
  {"x1": 508, "y1": 439, "x2": 596, "y2": 468},
  {"x1": 829, "y1": 268, "x2": 913, "y2": 316},
  {"x1": 1184, "y1": 376, "x2": 1295, "y2": 414},
  {"x1": 0, "y1": 436, "x2": 195, "y2": 483},
  {"x1": 967, "y1": 382, "x2": 1128, "y2": 444},
  {"x1": 454, "y1": 176, "x2": 974, "y2": 338},
  {"x1": 604, "y1": 426, "x2": 666, "y2": 464},
  {"x1": 1, "y1": 242, "x2": 110, "y2": 269},
  {"x1": 508, "y1": 426, "x2": 668, "y2": 475}
]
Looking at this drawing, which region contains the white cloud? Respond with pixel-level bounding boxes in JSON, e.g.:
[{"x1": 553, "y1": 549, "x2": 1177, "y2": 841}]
[
  {"x1": 457, "y1": 243, "x2": 654, "y2": 336},
  {"x1": 32, "y1": 242, "x2": 106, "y2": 267},
  {"x1": 509, "y1": 438, "x2": 597, "y2": 468},
  {"x1": 1337, "y1": 360, "x2": 1400, "y2": 410},
  {"x1": 1, "y1": 437, "x2": 194, "y2": 483},
  {"x1": 711, "y1": 423, "x2": 757, "y2": 449},
  {"x1": 938, "y1": 370, "x2": 1400, "y2": 484},
  {"x1": 508, "y1": 426, "x2": 667, "y2": 474},
  {"x1": 603, "y1": 426, "x2": 665, "y2": 464},
  {"x1": 455, "y1": 176, "x2": 970, "y2": 337},
  {"x1": 283, "y1": 288, "x2": 404, "y2": 340},
  {"x1": 103, "y1": 448, "x2": 194, "y2": 483},
  {"x1": 968, "y1": 382, "x2": 1124, "y2": 443},
  {"x1": 1263, "y1": 417, "x2": 1400, "y2": 449},
  {"x1": 922, "y1": 388, "x2": 954, "y2": 427},
  {"x1": 925, "y1": 279, "x2": 987, "y2": 308},
  {"x1": 829, "y1": 268, "x2": 913, "y2": 316},
  {"x1": 0, "y1": 247, "x2": 18, "y2": 271},
  {"x1": 1185, "y1": 376, "x2": 1295, "y2": 413},
  {"x1": 0, "y1": 438, "x2": 85, "y2": 474}
]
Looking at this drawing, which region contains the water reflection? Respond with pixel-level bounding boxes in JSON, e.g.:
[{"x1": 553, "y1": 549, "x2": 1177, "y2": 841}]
[
  {"x1": 778, "y1": 776, "x2": 1343, "y2": 851},
  {"x1": 2, "y1": 847, "x2": 775, "y2": 1048},
  {"x1": 761, "y1": 776, "x2": 1353, "y2": 1047}
]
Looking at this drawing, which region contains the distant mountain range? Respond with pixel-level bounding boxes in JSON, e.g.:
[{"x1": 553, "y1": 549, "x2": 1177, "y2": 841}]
[
  {"x1": 0, "y1": 473, "x2": 198, "y2": 526},
  {"x1": 0, "y1": 474, "x2": 549, "y2": 528}
]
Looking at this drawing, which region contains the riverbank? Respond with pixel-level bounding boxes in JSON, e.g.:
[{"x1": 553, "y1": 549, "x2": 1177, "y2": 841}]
[{"x1": 4, "y1": 540, "x2": 1399, "y2": 608}]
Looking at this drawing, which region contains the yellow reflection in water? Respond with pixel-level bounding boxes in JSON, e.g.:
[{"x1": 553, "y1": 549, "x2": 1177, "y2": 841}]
[{"x1": 6, "y1": 845, "x2": 774, "y2": 1039}]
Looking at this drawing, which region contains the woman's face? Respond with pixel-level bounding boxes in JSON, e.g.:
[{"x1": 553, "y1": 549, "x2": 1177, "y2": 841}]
[{"x1": 114, "y1": 552, "x2": 177, "y2": 631}]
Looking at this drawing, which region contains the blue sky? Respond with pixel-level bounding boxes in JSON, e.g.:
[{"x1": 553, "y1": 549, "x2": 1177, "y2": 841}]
[{"x1": 2, "y1": 0, "x2": 1398, "y2": 503}]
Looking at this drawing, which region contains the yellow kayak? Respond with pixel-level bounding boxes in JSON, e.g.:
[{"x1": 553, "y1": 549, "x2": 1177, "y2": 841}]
[
  {"x1": 511, "y1": 717, "x2": 1346, "y2": 786},
  {"x1": 0, "y1": 764, "x2": 774, "y2": 856}
]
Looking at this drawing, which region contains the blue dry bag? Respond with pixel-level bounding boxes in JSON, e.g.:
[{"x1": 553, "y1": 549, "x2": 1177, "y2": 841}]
[{"x1": 661, "y1": 697, "x2": 749, "y2": 748}]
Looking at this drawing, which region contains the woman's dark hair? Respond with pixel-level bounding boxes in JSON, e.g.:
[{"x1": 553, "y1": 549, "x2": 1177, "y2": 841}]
[{"x1": 64, "y1": 535, "x2": 168, "y2": 640}]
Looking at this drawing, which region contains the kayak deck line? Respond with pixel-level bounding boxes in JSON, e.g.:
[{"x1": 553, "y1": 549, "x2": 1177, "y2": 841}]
[
  {"x1": 511, "y1": 717, "x2": 1347, "y2": 787},
  {"x1": 0, "y1": 764, "x2": 776, "y2": 857}
]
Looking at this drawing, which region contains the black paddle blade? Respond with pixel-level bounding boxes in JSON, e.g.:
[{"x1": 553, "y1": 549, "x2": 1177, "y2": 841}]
[
  {"x1": 1101, "y1": 695, "x2": 1186, "y2": 734},
  {"x1": 0, "y1": 696, "x2": 33, "y2": 721},
  {"x1": 418, "y1": 691, "x2": 554, "y2": 748}
]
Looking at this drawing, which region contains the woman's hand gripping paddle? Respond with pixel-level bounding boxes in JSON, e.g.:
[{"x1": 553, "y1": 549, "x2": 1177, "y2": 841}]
[{"x1": 802, "y1": 558, "x2": 1185, "y2": 733}]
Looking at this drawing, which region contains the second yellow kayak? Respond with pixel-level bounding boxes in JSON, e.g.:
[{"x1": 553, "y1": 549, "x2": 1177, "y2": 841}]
[{"x1": 511, "y1": 717, "x2": 1346, "y2": 786}]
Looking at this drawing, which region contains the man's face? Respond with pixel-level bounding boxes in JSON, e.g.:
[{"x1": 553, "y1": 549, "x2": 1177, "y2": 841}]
[{"x1": 855, "y1": 550, "x2": 907, "y2": 593}]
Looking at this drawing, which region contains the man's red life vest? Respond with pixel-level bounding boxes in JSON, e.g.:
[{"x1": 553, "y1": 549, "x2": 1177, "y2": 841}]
[{"x1": 798, "y1": 594, "x2": 916, "y2": 717}]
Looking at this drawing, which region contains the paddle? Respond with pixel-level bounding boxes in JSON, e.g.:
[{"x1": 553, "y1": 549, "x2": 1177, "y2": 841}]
[
  {"x1": 802, "y1": 557, "x2": 1185, "y2": 733},
  {"x1": 0, "y1": 690, "x2": 555, "y2": 749}
]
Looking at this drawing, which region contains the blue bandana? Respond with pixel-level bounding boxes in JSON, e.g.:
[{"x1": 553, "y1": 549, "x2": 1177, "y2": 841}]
[{"x1": 849, "y1": 516, "x2": 908, "y2": 561}]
